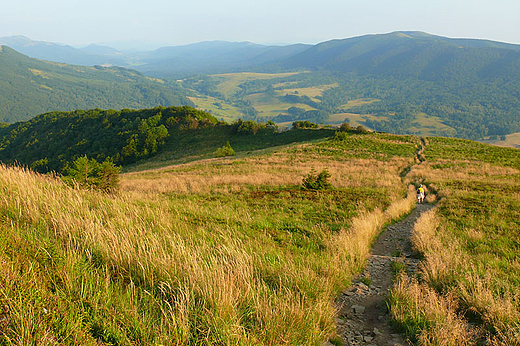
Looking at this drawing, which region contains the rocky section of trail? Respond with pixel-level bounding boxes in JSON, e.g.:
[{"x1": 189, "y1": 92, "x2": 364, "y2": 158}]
[{"x1": 333, "y1": 203, "x2": 433, "y2": 346}]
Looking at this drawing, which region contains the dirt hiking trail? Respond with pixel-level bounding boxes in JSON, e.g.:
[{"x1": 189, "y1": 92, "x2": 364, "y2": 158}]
[{"x1": 333, "y1": 203, "x2": 434, "y2": 346}]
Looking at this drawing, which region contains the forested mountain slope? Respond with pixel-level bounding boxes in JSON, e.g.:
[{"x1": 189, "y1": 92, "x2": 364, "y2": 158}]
[
  {"x1": 0, "y1": 106, "x2": 217, "y2": 172},
  {"x1": 0, "y1": 106, "x2": 334, "y2": 173},
  {"x1": 0, "y1": 46, "x2": 192, "y2": 123},
  {"x1": 182, "y1": 32, "x2": 520, "y2": 139}
]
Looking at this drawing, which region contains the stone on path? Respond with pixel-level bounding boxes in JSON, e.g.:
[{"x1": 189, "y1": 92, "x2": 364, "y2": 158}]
[{"x1": 352, "y1": 305, "x2": 366, "y2": 314}]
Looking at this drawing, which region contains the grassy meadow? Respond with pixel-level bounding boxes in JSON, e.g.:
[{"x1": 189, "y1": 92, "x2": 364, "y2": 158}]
[
  {"x1": 0, "y1": 131, "x2": 419, "y2": 345},
  {"x1": 390, "y1": 137, "x2": 520, "y2": 345}
]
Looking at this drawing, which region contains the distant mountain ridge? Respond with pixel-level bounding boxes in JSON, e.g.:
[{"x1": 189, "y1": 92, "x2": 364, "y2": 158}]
[
  {"x1": 2, "y1": 32, "x2": 520, "y2": 78},
  {"x1": 136, "y1": 41, "x2": 312, "y2": 76},
  {"x1": 276, "y1": 31, "x2": 520, "y2": 77},
  {"x1": 0, "y1": 35, "x2": 127, "y2": 66}
]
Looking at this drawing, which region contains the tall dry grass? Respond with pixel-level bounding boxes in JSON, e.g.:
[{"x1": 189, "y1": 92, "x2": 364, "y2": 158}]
[
  {"x1": 390, "y1": 272, "x2": 475, "y2": 346},
  {"x1": 0, "y1": 157, "x2": 415, "y2": 344},
  {"x1": 329, "y1": 185, "x2": 417, "y2": 277},
  {"x1": 121, "y1": 151, "x2": 409, "y2": 195},
  {"x1": 395, "y1": 196, "x2": 520, "y2": 345}
]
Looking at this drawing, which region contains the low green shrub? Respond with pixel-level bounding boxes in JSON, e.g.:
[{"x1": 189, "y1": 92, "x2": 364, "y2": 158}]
[
  {"x1": 292, "y1": 121, "x2": 319, "y2": 129},
  {"x1": 215, "y1": 141, "x2": 235, "y2": 157},
  {"x1": 339, "y1": 122, "x2": 351, "y2": 132},
  {"x1": 63, "y1": 156, "x2": 121, "y2": 192},
  {"x1": 302, "y1": 168, "x2": 332, "y2": 190}
]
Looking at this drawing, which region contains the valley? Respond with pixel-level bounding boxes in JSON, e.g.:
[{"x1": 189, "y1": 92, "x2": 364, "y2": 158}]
[
  {"x1": 0, "y1": 29, "x2": 519, "y2": 346},
  {"x1": 2, "y1": 31, "x2": 520, "y2": 141}
]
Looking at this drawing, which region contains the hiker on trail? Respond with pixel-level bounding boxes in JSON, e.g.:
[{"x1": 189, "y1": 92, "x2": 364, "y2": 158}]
[{"x1": 417, "y1": 184, "x2": 425, "y2": 203}]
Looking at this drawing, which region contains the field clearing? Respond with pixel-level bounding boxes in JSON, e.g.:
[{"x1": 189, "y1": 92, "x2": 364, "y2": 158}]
[
  {"x1": 407, "y1": 112, "x2": 457, "y2": 137},
  {"x1": 272, "y1": 81, "x2": 299, "y2": 88},
  {"x1": 276, "y1": 83, "x2": 338, "y2": 102},
  {"x1": 0, "y1": 133, "x2": 419, "y2": 344},
  {"x1": 211, "y1": 72, "x2": 301, "y2": 99},
  {"x1": 244, "y1": 92, "x2": 315, "y2": 117},
  {"x1": 187, "y1": 96, "x2": 243, "y2": 121},
  {"x1": 340, "y1": 98, "x2": 380, "y2": 109},
  {"x1": 481, "y1": 131, "x2": 520, "y2": 148}
]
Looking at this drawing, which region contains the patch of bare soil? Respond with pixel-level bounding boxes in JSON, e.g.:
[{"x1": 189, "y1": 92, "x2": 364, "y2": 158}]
[{"x1": 332, "y1": 203, "x2": 434, "y2": 346}]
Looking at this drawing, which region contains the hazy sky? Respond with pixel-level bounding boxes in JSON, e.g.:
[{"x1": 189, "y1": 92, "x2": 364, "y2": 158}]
[{"x1": 1, "y1": 0, "x2": 519, "y2": 49}]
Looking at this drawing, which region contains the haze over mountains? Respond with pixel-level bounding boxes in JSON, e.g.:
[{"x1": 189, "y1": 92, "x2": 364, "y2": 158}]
[
  {"x1": 3, "y1": 31, "x2": 520, "y2": 77},
  {"x1": 1, "y1": 31, "x2": 519, "y2": 140}
]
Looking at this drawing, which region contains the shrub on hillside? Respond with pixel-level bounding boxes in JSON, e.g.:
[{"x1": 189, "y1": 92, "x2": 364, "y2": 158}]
[
  {"x1": 63, "y1": 156, "x2": 121, "y2": 192},
  {"x1": 292, "y1": 121, "x2": 319, "y2": 129},
  {"x1": 302, "y1": 169, "x2": 332, "y2": 190},
  {"x1": 237, "y1": 120, "x2": 263, "y2": 134},
  {"x1": 215, "y1": 141, "x2": 235, "y2": 157},
  {"x1": 339, "y1": 122, "x2": 352, "y2": 132},
  {"x1": 333, "y1": 131, "x2": 349, "y2": 141},
  {"x1": 355, "y1": 125, "x2": 368, "y2": 133}
]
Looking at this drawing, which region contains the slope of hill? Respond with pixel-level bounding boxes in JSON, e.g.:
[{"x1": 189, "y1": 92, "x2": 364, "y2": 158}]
[
  {"x1": 391, "y1": 137, "x2": 520, "y2": 344},
  {"x1": 1, "y1": 129, "x2": 518, "y2": 344},
  {"x1": 0, "y1": 46, "x2": 192, "y2": 122},
  {"x1": 0, "y1": 106, "x2": 336, "y2": 173},
  {"x1": 277, "y1": 31, "x2": 520, "y2": 73},
  {"x1": 0, "y1": 106, "x2": 218, "y2": 172},
  {"x1": 0, "y1": 130, "x2": 420, "y2": 345},
  {"x1": 2, "y1": 32, "x2": 519, "y2": 139}
]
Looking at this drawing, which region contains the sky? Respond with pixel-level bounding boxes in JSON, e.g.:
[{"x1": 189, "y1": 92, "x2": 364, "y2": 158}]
[{"x1": 1, "y1": 0, "x2": 519, "y2": 50}]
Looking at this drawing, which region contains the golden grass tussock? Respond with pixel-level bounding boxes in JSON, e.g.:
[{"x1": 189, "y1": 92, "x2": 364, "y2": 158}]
[
  {"x1": 404, "y1": 204, "x2": 520, "y2": 345},
  {"x1": 389, "y1": 208, "x2": 476, "y2": 345},
  {"x1": 390, "y1": 272, "x2": 475, "y2": 346},
  {"x1": 329, "y1": 185, "x2": 416, "y2": 278},
  {"x1": 457, "y1": 271, "x2": 520, "y2": 340},
  {"x1": 411, "y1": 208, "x2": 462, "y2": 287}
]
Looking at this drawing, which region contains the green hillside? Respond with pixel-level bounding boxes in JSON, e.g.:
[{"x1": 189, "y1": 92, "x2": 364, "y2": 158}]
[
  {"x1": 0, "y1": 46, "x2": 192, "y2": 123},
  {"x1": 0, "y1": 106, "x2": 219, "y2": 172},
  {"x1": 0, "y1": 130, "x2": 419, "y2": 345},
  {"x1": 0, "y1": 106, "x2": 335, "y2": 173},
  {"x1": 0, "y1": 126, "x2": 519, "y2": 344},
  {"x1": 2, "y1": 32, "x2": 520, "y2": 140},
  {"x1": 391, "y1": 137, "x2": 520, "y2": 344}
]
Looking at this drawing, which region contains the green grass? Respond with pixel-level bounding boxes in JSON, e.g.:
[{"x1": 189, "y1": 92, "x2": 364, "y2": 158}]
[
  {"x1": 244, "y1": 92, "x2": 315, "y2": 118},
  {"x1": 425, "y1": 136, "x2": 520, "y2": 168},
  {"x1": 298, "y1": 132, "x2": 421, "y2": 161},
  {"x1": 0, "y1": 131, "x2": 419, "y2": 344},
  {"x1": 211, "y1": 72, "x2": 300, "y2": 99},
  {"x1": 188, "y1": 95, "x2": 243, "y2": 121}
]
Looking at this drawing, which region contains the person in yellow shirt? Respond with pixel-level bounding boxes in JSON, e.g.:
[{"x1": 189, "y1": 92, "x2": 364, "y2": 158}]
[{"x1": 417, "y1": 184, "x2": 425, "y2": 203}]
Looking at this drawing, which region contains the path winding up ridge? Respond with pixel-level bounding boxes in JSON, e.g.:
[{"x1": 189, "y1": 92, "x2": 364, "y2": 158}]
[{"x1": 334, "y1": 203, "x2": 433, "y2": 345}]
